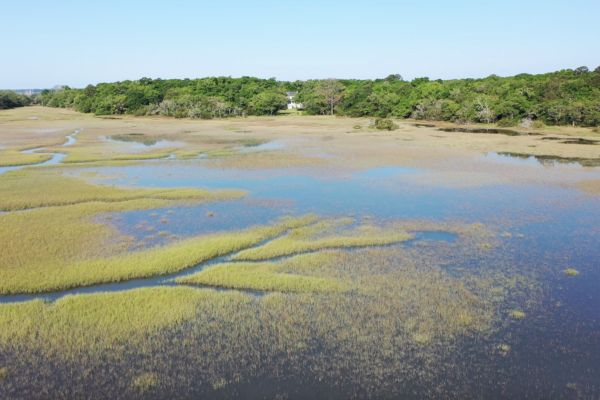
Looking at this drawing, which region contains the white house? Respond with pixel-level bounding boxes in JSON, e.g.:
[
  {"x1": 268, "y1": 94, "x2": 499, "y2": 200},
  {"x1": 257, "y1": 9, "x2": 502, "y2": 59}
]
[{"x1": 286, "y1": 92, "x2": 302, "y2": 109}]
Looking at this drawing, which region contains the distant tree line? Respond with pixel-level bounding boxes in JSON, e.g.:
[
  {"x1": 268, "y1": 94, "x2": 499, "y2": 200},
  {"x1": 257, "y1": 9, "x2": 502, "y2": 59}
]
[
  {"x1": 0, "y1": 91, "x2": 32, "y2": 110},
  {"x1": 38, "y1": 65, "x2": 600, "y2": 126}
]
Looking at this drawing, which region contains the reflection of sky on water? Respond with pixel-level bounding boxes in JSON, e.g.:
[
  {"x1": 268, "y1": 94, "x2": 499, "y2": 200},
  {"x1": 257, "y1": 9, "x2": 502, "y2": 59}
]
[
  {"x1": 103, "y1": 136, "x2": 187, "y2": 152},
  {"x1": 3, "y1": 154, "x2": 600, "y2": 396}
]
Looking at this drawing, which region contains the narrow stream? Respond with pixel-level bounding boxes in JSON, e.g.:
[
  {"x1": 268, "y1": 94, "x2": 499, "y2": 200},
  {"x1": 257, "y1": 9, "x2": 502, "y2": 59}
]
[
  {"x1": 0, "y1": 129, "x2": 81, "y2": 176},
  {"x1": 0, "y1": 231, "x2": 456, "y2": 304}
]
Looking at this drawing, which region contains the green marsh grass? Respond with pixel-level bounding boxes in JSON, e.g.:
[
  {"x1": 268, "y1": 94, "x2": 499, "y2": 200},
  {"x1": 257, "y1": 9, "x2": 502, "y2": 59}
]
[
  {"x1": 0, "y1": 287, "x2": 239, "y2": 355},
  {"x1": 0, "y1": 170, "x2": 246, "y2": 211},
  {"x1": 38, "y1": 143, "x2": 173, "y2": 163},
  {"x1": 564, "y1": 269, "x2": 580, "y2": 276},
  {"x1": 0, "y1": 209, "x2": 317, "y2": 294},
  {"x1": 232, "y1": 219, "x2": 414, "y2": 261},
  {"x1": 133, "y1": 373, "x2": 158, "y2": 390},
  {"x1": 176, "y1": 252, "x2": 351, "y2": 293},
  {"x1": 0, "y1": 226, "x2": 543, "y2": 397},
  {"x1": 0, "y1": 149, "x2": 53, "y2": 167}
]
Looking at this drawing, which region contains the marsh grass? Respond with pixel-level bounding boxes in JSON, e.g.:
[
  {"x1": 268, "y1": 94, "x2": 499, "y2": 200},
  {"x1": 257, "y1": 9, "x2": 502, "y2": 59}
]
[
  {"x1": 564, "y1": 269, "x2": 580, "y2": 276},
  {"x1": 203, "y1": 150, "x2": 332, "y2": 170},
  {"x1": 232, "y1": 219, "x2": 414, "y2": 261},
  {"x1": 177, "y1": 252, "x2": 351, "y2": 293},
  {"x1": 0, "y1": 149, "x2": 53, "y2": 167},
  {"x1": 0, "y1": 170, "x2": 246, "y2": 211},
  {"x1": 0, "y1": 210, "x2": 317, "y2": 294},
  {"x1": 0, "y1": 222, "x2": 543, "y2": 397},
  {"x1": 133, "y1": 373, "x2": 158, "y2": 390},
  {"x1": 0, "y1": 287, "x2": 236, "y2": 355},
  {"x1": 39, "y1": 143, "x2": 173, "y2": 164}
]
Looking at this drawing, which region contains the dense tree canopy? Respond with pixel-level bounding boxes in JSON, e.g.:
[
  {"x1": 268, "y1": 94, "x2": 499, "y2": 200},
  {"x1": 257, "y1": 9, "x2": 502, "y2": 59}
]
[
  {"x1": 0, "y1": 91, "x2": 31, "y2": 110},
  {"x1": 38, "y1": 66, "x2": 600, "y2": 126}
]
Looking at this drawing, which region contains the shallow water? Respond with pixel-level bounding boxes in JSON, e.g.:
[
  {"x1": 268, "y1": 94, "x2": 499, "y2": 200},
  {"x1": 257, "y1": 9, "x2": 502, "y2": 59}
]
[
  {"x1": 2, "y1": 139, "x2": 600, "y2": 398},
  {"x1": 439, "y1": 127, "x2": 540, "y2": 136},
  {"x1": 105, "y1": 135, "x2": 187, "y2": 151},
  {"x1": 0, "y1": 129, "x2": 79, "y2": 175},
  {"x1": 0, "y1": 230, "x2": 457, "y2": 304},
  {"x1": 488, "y1": 151, "x2": 600, "y2": 167}
]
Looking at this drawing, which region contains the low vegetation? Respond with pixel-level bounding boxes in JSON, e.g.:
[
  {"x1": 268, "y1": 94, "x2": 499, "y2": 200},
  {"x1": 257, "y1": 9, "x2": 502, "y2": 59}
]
[
  {"x1": 0, "y1": 170, "x2": 246, "y2": 211},
  {"x1": 231, "y1": 219, "x2": 414, "y2": 261},
  {"x1": 177, "y1": 251, "x2": 351, "y2": 293},
  {"x1": 0, "y1": 206, "x2": 317, "y2": 293},
  {"x1": 0, "y1": 149, "x2": 53, "y2": 167},
  {"x1": 564, "y1": 269, "x2": 580, "y2": 276}
]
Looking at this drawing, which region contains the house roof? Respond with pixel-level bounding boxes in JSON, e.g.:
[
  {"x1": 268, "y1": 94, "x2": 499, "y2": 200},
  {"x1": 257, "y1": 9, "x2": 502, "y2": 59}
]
[{"x1": 286, "y1": 92, "x2": 298, "y2": 97}]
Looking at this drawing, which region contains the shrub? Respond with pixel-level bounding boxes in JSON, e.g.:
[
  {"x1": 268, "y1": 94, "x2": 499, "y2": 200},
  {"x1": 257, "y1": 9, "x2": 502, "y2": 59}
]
[
  {"x1": 497, "y1": 118, "x2": 517, "y2": 127},
  {"x1": 370, "y1": 118, "x2": 399, "y2": 131},
  {"x1": 532, "y1": 120, "x2": 546, "y2": 129}
]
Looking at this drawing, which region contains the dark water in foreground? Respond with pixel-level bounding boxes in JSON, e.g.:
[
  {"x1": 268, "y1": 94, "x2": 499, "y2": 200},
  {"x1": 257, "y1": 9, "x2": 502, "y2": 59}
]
[{"x1": 2, "y1": 155, "x2": 600, "y2": 399}]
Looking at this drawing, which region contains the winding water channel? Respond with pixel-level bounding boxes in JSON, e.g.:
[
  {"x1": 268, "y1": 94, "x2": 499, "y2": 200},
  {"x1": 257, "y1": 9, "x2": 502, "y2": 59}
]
[{"x1": 0, "y1": 129, "x2": 80, "y2": 176}]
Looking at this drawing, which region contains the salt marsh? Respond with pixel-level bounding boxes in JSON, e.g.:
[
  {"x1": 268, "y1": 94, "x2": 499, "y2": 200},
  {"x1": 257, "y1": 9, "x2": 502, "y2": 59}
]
[{"x1": 0, "y1": 107, "x2": 599, "y2": 399}]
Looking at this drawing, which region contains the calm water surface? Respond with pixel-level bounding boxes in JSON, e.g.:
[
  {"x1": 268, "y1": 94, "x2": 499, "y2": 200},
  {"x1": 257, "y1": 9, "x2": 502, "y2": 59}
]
[{"x1": 3, "y1": 150, "x2": 600, "y2": 399}]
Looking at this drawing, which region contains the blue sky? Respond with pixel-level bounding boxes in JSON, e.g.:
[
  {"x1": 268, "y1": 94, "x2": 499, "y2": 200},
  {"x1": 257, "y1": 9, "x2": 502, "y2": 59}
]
[{"x1": 2, "y1": 0, "x2": 599, "y2": 88}]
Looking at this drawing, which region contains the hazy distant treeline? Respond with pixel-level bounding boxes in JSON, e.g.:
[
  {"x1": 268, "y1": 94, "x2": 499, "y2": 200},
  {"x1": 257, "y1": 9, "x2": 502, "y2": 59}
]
[{"x1": 40, "y1": 66, "x2": 600, "y2": 126}]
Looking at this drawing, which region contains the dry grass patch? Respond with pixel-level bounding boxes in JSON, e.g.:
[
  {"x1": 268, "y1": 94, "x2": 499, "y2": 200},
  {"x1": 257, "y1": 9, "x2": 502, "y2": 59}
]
[{"x1": 204, "y1": 150, "x2": 332, "y2": 170}]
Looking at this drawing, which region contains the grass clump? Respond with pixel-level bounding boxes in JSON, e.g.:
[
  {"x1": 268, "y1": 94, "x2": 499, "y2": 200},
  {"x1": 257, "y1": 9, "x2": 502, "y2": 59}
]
[
  {"x1": 133, "y1": 373, "x2": 158, "y2": 390},
  {"x1": 177, "y1": 252, "x2": 350, "y2": 293},
  {"x1": 509, "y1": 310, "x2": 526, "y2": 319},
  {"x1": 39, "y1": 144, "x2": 173, "y2": 164},
  {"x1": 0, "y1": 170, "x2": 246, "y2": 211},
  {"x1": 564, "y1": 269, "x2": 580, "y2": 276},
  {"x1": 232, "y1": 219, "x2": 413, "y2": 261},
  {"x1": 0, "y1": 367, "x2": 10, "y2": 380},
  {"x1": 202, "y1": 148, "x2": 240, "y2": 158}
]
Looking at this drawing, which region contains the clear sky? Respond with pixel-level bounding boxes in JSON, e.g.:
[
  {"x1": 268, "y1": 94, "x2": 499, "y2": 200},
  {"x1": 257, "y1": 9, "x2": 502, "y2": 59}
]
[{"x1": 2, "y1": 0, "x2": 599, "y2": 89}]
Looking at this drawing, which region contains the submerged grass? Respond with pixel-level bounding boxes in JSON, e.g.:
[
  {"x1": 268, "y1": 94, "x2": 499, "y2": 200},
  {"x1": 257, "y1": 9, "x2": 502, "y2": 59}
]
[
  {"x1": 0, "y1": 170, "x2": 246, "y2": 211},
  {"x1": 0, "y1": 287, "x2": 244, "y2": 355}
]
